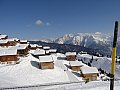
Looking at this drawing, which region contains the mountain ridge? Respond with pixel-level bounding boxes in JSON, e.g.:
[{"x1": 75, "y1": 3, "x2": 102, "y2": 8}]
[{"x1": 30, "y1": 32, "x2": 120, "y2": 55}]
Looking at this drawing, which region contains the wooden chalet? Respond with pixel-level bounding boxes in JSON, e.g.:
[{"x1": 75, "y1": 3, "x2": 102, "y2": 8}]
[
  {"x1": 43, "y1": 46, "x2": 50, "y2": 50},
  {"x1": 80, "y1": 66, "x2": 99, "y2": 81},
  {"x1": 0, "y1": 37, "x2": 21, "y2": 47},
  {"x1": 0, "y1": 35, "x2": 8, "y2": 40},
  {"x1": 39, "y1": 55, "x2": 54, "y2": 69},
  {"x1": 43, "y1": 46, "x2": 50, "y2": 55},
  {"x1": 37, "y1": 45, "x2": 43, "y2": 49},
  {"x1": 0, "y1": 49, "x2": 18, "y2": 64},
  {"x1": 0, "y1": 40, "x2": 8, "y2": 47},
  {"x1": 69, "y1": 61, "x2": 83, "y2": 71},
  {"x1": 49, "y1": 49, "x2": 57, "y2": 54},
  {"x1": 17, "y1": 44, "x2": 29, "y2": 56},
  {"x1": 7, "y1": 39, "x2": 17, "y2": 46},
  {"x1": 65, "y1": 52, "x2": 76, "y2": 61},
  {"x1": 12, "y1": 38, "x2": 20, "y2": 44},
  {"x1": 9, "y1": 44, "x2": 29, "y2": 56},
  {"x1": 29, "y1": 44, "x2": 38, "y2": 50},
  {"x1": 12, "y1": 38, "x2": 20, "y2": 43},
  {"x1": 45, "y1": 50, "x2": 50, "y2": 55}
]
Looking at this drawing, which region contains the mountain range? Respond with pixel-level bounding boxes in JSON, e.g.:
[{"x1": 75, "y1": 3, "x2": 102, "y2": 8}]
[{"x1": 31, "y1": 32, "x2": 120, "y2": 56}]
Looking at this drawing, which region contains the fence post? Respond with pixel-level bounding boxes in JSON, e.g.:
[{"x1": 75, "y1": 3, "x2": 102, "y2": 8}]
[{"x1": 110, "y1": 21, "x2": 118, "y2": 90}]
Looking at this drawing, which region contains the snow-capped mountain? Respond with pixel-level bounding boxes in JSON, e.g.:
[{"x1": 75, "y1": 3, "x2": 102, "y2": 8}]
[
  {"x1": 54, "y1": 32, "x2": 112, "y2": 46},
  {"x1": 36, "y1": 32, "x2": 120, "y2": 55},
  {"x1": 39, "y1": 32, "x2": 117, "y2": 55}
]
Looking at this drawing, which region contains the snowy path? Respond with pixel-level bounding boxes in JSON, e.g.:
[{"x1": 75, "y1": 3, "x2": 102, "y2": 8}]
[
  {"x1": 55, "y1": 60, "x2": 67, "y2": 70},
  {"x1": 66, "y1": 71, "x2": 80, "y2": 82},
  {"x1": 55, "y1": 60, "x2": 80, "y2": 82}
]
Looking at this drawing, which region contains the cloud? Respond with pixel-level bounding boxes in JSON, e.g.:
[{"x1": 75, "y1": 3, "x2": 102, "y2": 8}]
[
  {"x1": 35, "y1": 19, "x2": 51, "y2": 27},
  {"x1": 35, "y1": 19, "x2": 43, "y2": 26},
  {"x1": 46, "y1": 22, "x2": 51, "y2": 26}
]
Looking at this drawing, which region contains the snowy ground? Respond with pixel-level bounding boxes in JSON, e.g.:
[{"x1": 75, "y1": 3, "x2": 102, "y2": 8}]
[
  {"x1": 0, "y1": 53, "x2": 120, "y2": 90},
  {"x1": 1, "y1": 81, "x2": 120, "y2": 90},
  {"x1": 0, "y1": 54, "x2": 70, "y2": 88}
]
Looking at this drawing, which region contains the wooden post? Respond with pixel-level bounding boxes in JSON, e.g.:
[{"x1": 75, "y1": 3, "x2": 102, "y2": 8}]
[{"x1": 110, "y1": 21, "x2": 118, "y2": 90}]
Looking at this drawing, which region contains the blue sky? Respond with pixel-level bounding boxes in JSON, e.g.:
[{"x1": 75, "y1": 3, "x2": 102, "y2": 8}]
[{"x1": 0, "y1": 0, "x2": 120, "y2": 39}]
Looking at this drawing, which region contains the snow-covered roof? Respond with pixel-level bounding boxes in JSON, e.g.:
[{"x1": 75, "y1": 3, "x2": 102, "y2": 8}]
[
  {"x1": 12, "y1": 38, "x2": 20, "y2": 41},
  {"x1": 45, "y1": 50, "x2": 50, "y2": 54},
  {"x1": 43, "y1": 46, "x2": 50, "y2": 50},
  {"x1": 20, "y1": 40, "x2": 27, "y2": 42},
  {"x1": 69, "y1": 61, "x2": 83, "y2": 66},
  {"x1": 0, "y1": 39, "x2": 17, "y2": 44},
  {"x1": 9, "y1": 44, "x2": 29, "y2": 50},
  {"x1": 65, "y1": 52, "x2": 76, "y2": 56},
  {"x1": 79, "y1": 51, "x2": 87, "y2": 54},
  {"x1": 49, "y1": 49, "x2": 57, "y2": 53},
  {"x1": 30, "y1": 44, "x2": 38, "y2": 47},
  {"x1": 77, "y1": 53, "x2": 92, "y2": 58},
  {"x1": 0, "y1": 35, "x2": 7, "y2": 39},
  {"x1": 0, "y1": 40, "x2": 8, "y2": 44},
  {"x1": 0, "y1": 49, "x2": 17, "y2": 56},
  {"x1": 33, "y1": 49, "x2": 45, "y2": 55},
  {"x1": 81, "y1": 66, "x2": 99, "y2": 74},
  {"x1": 39, "y1": 55, "x2": 53, "y2": 62},
  {"x1": 37, "y1": 45, "x2": 42, "y2": 48},
  {"x1": 6, "y1": 39, "x2": 15, "y2": 42}
]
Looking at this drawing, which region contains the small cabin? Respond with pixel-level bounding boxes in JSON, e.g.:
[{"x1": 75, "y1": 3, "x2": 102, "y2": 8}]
[
  {"x1": 29, "y1": 44, "x2": 38, "y2": 50},
  {"x1": 80, "y1": 66, "x2": 99, "y2": 81},
  {"x1": 37, "y1": 45, "x2": 43, "y2": 49},
  {"x1": 45, "y1": 50, "x2": 50, "y2": 55},
  {"x1": 17, "y1": 44, "x2": 29, "y2": 56},
  {"x1": 20, "y1": 40, "x2": 28, "y2": 44},
  {"x1": 13, "y1": 38, "x2": 20, "y2": 43},
  {"x1": 39, "y1": 56, "x2": 54, "y2": 69},
  {"x1": 65, "y1": 52, "x2": 76, "y2": 61},
  {"x1": 0, "y1": 35, "x2": 8, "y2": 40},
  {"x1": 0, "y1": 40, "x2": 8, "y2": 47},
  {"x1": 7, "y1": 39, "x2": 17, "y2": 46},
  {"x1": 43, "y1": 46, "x2": 50, "y2": 55},
  {"x1": 0, "y1": 49, "x2": 18, "y2": 64},
  {"x1": 43, "y1": 46, "x2": 50, "y2": 50},
  {"x1": 49, "y1": 49, "x2": 57, "y2": 54},
  {"x1": 9, "y1": 44, "x2": 29, "y2": 56},
  {"x1": 69, "y1": 61, "x2": 83, "y2": 71}
]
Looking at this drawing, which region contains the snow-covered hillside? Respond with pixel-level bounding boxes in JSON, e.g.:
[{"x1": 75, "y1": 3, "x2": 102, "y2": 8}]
[
  {"x1": 0, "y1": 52, "x2": 120, "y2": 90},
  {"x1": 77, "y1": 53, "x2": 120, "y2": 79},
  {"x1": 0, "y1": 54, "x2": 70, "y2": 87}
]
